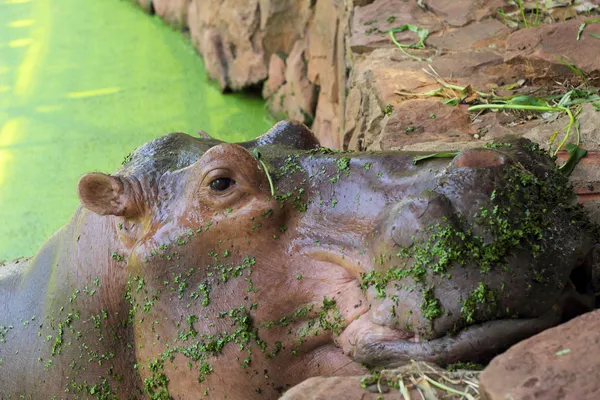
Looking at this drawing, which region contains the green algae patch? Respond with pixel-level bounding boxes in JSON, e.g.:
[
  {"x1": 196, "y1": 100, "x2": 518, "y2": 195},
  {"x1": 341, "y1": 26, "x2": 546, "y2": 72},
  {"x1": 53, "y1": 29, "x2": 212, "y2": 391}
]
[{"x1": 0, "y1": 0, "x2": 272, "y2": 260}]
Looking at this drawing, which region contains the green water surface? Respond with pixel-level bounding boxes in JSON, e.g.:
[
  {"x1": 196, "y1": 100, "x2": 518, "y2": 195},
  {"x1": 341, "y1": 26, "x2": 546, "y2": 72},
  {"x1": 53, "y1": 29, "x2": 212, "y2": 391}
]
[{"x1": 0, "y1": 0, "x2": 273, "y2": 260}]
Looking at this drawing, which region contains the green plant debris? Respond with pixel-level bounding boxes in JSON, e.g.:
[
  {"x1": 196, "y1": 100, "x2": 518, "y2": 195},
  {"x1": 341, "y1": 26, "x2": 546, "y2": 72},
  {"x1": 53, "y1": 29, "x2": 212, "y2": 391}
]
[
  {"x1": 577, "y1": 18, "x2": 600, "y2": 40},
  {"x1": 446, "y1": 361, "x2": 484, "y2": 371},
  {"x1": 421, "y1": 287, "x2": 443, "y2": 320},
  {"x1": 0, "y1": 325, "x2": 13, "y2": 344},
  {"x1": 386, "y1": 15, "x2": 396, "y2": 24},
  {"x1": 559, "y1": 143, "x2": 588, "y2": 176},
  {"x1": 555, "y1": 348, "x2": 571, "y2": 356},
  {"x1": 460, "y1": 283, "x2": 498, "y2": 324},
  {"x1": 144, "y1": 358, "x2": 170, "y2": 400},
  {"x1": 554, "y1": 55, "x2": 587, "y2": 81},
  {"x1": 364, "y1": 19, "x2": 377, "y2": 26},
  {"x1": 252, "y1": 149, "x2": 275, "y2": 196},
  {"x1": 384, "y1": 104, "x2": 393, "y2": 116},
  {"x1": 412, "y1": 152, "x2": 459, "y2": 165},
  {"x1": 388, "y1": 24, "x2": 431, "y2": 62},
  {"x1": 111, "y1": 252, "x2": 124, "y2": 262}
]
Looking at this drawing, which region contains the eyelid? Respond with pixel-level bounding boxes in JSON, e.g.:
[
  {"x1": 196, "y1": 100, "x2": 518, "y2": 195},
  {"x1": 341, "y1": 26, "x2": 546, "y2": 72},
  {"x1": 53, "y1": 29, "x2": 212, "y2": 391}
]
[{"x1": 202, "y1": 168, "x2": 233, "y2": 187}]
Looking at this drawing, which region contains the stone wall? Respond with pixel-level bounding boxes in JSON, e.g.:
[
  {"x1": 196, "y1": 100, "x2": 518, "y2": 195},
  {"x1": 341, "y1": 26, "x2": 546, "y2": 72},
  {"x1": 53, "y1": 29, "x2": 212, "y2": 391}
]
[
  {"x1": 135, "y1": 0, "x2": 351, "y2": 148},
  {"x1": 134, "y1": 1, "x2": 600, "y2": 199}
]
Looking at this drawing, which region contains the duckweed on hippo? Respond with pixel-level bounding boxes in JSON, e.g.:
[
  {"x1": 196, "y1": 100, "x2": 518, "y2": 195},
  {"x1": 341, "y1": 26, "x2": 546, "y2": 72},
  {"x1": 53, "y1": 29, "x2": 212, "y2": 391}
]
[{"x1": 0, "y1": 121, "x2": 596, "y2": 399}]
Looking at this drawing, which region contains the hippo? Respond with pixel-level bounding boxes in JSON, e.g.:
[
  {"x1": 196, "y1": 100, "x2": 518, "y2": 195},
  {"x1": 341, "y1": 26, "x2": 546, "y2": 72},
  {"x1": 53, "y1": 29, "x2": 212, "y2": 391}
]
[{"x1": 0, "y1": 121, "x2": 596, "y2": 399}]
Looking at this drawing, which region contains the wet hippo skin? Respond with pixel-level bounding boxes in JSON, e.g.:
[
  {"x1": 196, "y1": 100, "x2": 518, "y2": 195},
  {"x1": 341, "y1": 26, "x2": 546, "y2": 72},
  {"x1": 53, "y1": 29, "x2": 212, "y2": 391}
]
[{"x1": 0, "y1": 121, "x2": 596, "y2": 399}]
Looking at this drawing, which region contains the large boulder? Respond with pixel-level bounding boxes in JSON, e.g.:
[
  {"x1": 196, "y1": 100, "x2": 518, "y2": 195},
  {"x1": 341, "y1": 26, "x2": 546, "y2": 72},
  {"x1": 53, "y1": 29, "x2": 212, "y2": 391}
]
[{"x1": 480, "y1": 309, "x2": 600, "y2": 400}]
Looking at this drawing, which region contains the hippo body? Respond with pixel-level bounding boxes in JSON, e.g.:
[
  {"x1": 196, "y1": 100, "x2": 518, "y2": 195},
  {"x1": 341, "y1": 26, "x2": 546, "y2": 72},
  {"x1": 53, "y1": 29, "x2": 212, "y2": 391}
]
[{"x1": 0, "y1": 121, "x2": 595, "y2": 399}]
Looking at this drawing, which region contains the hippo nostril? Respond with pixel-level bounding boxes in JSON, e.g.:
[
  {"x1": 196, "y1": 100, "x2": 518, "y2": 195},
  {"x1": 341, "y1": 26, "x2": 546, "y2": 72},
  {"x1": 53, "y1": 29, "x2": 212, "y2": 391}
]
[
  {"x1": 452, "y1": 148, "x2": 507, "y2": 168},
  {"x1": 559, "y1": 250, "x2": 595, "y2": 320}
]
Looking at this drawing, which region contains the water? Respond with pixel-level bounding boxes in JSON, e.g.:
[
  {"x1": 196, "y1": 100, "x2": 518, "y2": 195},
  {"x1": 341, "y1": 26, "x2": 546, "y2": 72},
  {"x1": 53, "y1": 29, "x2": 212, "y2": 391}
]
[{"x1": 0, "y1": 0, "x2": 273, "y2": 260}]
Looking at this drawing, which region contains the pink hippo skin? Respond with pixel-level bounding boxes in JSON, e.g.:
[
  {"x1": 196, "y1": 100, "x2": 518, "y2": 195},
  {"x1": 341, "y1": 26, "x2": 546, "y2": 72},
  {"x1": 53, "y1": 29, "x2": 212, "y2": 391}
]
[{"x1": 0, "y1": 121, "x2": 596, "y2": 399}]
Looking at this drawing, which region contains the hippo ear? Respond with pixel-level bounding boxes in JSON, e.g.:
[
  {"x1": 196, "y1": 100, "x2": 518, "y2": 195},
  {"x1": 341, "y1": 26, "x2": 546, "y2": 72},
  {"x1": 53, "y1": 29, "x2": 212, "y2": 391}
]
[
  {"x1": 241, "y1": 120, "x2": 320, "y2": 150},
  {"x1": 77, "y1": 173, "x2": 140, "y2": 218}
]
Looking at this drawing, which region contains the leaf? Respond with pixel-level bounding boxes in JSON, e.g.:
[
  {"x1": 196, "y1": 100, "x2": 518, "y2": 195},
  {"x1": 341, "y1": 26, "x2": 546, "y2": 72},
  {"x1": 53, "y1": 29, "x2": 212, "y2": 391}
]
[
  {"x1": 443, "y1": 97, "x2": 459, "y2": 106},
  {"x1": 252, "y1": 148, "x2": 262, "y2": 161},
  {"x1": 548, "y1": 131, "x2": 559, "y2": 146},
  {"x1": 577, "y1": 23, "x2": 586, "y2": 40},
  {"x1": 507, "y1": 95, "x2": 548, "y2": 107},
  {"x1": 413, "y1": 152, "x2": 459, "y2": 165},
  {"x1": 593, "y1": 102, "x2": 600, "y2": 111},
  {"x1": 388, "y1": 24, "x2": 430, "y2": 48},
  {"x1": 590, "y1": 33, "x2": 600, "y2": 40},
  {"x1": 559, "y1": 144, "x2": 587, "y2": 176},
  {"x1": 555, "y1": 348, "x2": 571, "y2": 356},
  {"x1": 576, "y1": 18, "x2": 600, "y2": 40}
]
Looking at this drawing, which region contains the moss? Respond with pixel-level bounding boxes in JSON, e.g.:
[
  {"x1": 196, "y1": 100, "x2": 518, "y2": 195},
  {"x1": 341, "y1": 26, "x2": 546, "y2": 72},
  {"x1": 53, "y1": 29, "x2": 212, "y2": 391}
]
[
  {"x1": 421, "y1": 287, "x2": 443, "y2": 321},
  {"x1": 144, "y1": 359, "x2": 170, "y2": 400},
  {"x1": 461, "y1": 283, "x2": 498, "y2": 324},
  {"x1": 445, "y1": 361, "x2": 484, "y2": 371},
  {"x1": 0, "y1": 325, "x2": 13, "y2": 344}
]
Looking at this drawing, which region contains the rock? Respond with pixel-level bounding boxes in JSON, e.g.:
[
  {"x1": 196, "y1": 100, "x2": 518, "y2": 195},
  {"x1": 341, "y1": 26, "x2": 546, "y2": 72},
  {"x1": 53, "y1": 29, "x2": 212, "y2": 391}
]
[
  {"x1": 480, "y1": 309, "x2": 600, "y2": 400},
  {"x1": 266, "y1": 40, "x2": 317, "y2": 125},
  {"x1": 505, "y1": 18, "x2": 600, "y2": 82},
  {"x1": 260, "y1": 0, "x2": 313, "y2": 55},
  {"x1": 345, "y1": 47, "x2": 515, "y2": 150},
  {"x1": 350, "y1": 0, "x2": 443, "y2": 54},
  {"x1": 280, "y1": 376, "x2": 396, "y2": 400},
  {"x1": 424, "y1": 0, "x2": 506, "y2": 27},
  {"x1": 426, "y1": 19, "x2": 511, "y2": 51},
  {"x1": 380, "y1": 99, "x2": 475, "y2": 150},
  {"x1": 153, "y1": 0, "x2": 189, "y2": 27},
  {"x1": 263, "y1": 53, "x2": 286, "y2": 98},
  {"x1": 187, "y1": 0, "x2": 267, "y2": 91},
  {"x1": 307, "y1": 0, "x2": 340, "y2": 99},
  {"x1": 312, "y1": 93, "x2": 340, "y2": 148}
]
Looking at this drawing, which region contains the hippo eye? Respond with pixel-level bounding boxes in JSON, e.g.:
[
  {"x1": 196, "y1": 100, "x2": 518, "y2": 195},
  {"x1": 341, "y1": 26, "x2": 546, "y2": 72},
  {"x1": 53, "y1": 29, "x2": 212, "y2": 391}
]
[{"x1": 210, "y1": 178, "x2": 235, "y2": 191}]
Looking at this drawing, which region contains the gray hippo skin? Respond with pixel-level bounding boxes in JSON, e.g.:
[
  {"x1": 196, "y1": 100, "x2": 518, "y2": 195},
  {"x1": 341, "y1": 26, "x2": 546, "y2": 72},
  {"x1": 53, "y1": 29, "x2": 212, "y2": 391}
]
[{"x1": 0, "y1": 121, "x2": 596, "y2": 399}]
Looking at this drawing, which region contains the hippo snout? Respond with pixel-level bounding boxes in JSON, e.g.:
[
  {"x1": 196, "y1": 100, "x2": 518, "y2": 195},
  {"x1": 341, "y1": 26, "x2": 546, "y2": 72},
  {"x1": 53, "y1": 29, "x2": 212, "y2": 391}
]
[{"x1": 347, "y1": 138, "x2": 597, "y2": 366}]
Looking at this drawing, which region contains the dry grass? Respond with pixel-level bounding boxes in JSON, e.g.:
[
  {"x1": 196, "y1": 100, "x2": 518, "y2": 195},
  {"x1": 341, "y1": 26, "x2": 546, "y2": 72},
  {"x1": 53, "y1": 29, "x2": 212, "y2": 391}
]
[{"x1": 366, "y1": 361, "x2": 481, "y2": 400}]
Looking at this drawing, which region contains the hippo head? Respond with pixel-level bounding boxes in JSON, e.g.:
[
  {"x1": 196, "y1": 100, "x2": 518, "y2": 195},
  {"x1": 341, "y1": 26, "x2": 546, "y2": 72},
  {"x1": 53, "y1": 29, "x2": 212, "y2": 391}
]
[{"x1": 75, "y1": 121, "x2": 596, "y2": 398}]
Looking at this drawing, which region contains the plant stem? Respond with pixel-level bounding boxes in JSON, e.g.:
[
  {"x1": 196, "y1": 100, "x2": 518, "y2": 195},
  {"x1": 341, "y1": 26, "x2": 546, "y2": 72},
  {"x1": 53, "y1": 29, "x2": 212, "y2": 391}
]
[
  {"x1": 467, "y1": 104, "x2": 576, "y2": 155},
  {"x1": 258, "y1": 159, "x2": 275, "y2": 196}
]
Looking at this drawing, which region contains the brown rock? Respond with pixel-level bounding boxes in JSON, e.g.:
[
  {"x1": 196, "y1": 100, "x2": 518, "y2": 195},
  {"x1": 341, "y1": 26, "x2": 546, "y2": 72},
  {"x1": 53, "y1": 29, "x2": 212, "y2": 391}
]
[
  {"x1": 280, "y1": 376, "x2": 396, "y2": 400},
  {"x1": 307, "y1": 0, "x2": 340, "y2": 100},
  {"x1": 350, "y1": 0, "x2": 443, "y2": 54},
  {"x1": 263, "y1": 53, "x2": 286, "y2": 98},
  {"x1": 426, "y1": 19, "x2": 511, "y2": 51},
  {"x1": 380, "y1": 99, "x2": 475, "y2": 150},
  {"x1": 346, "y1": 47, "x2": 517, "y2": 150},
  {"x1": 313, "y1": 93, "x2": 340, "y2": 149},
  {"x1": 266, "y1": 41, "x2": 317, "y2": 125},
  {"x1": 505, "y1": 18, "x2": 600, "y2": 82},
  {"x1": 480, "y1": 309, "x2": 600, "y2": 400},
  {"x1": 425, "y1": 0, "x2": 506, "y2": 27},
  {"x1": 260, "y1": 0, "x2": 313, "y2": 55},
  {"x1": 187, "y1": 0, "x2": 267, "y2": 91},
  {"x1": 153, "y1": 0, "x2": 189, "y2": 27},
  {"x1": 198, "y1": 28, "x2": 230, "y2": 90}
]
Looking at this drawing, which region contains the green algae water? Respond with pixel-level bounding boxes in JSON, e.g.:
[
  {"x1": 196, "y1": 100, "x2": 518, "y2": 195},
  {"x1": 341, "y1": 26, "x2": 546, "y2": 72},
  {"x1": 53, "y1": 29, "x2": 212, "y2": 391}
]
[{"x1": 0, "y1": 0, "x2": 273, "y2": 260}]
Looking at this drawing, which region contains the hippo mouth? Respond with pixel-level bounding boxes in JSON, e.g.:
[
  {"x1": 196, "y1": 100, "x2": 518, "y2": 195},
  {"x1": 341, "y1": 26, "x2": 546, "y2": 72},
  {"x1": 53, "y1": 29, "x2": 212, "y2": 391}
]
[{"x1": 338, "y1": 250, "x2": 596, "y2": 368}]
